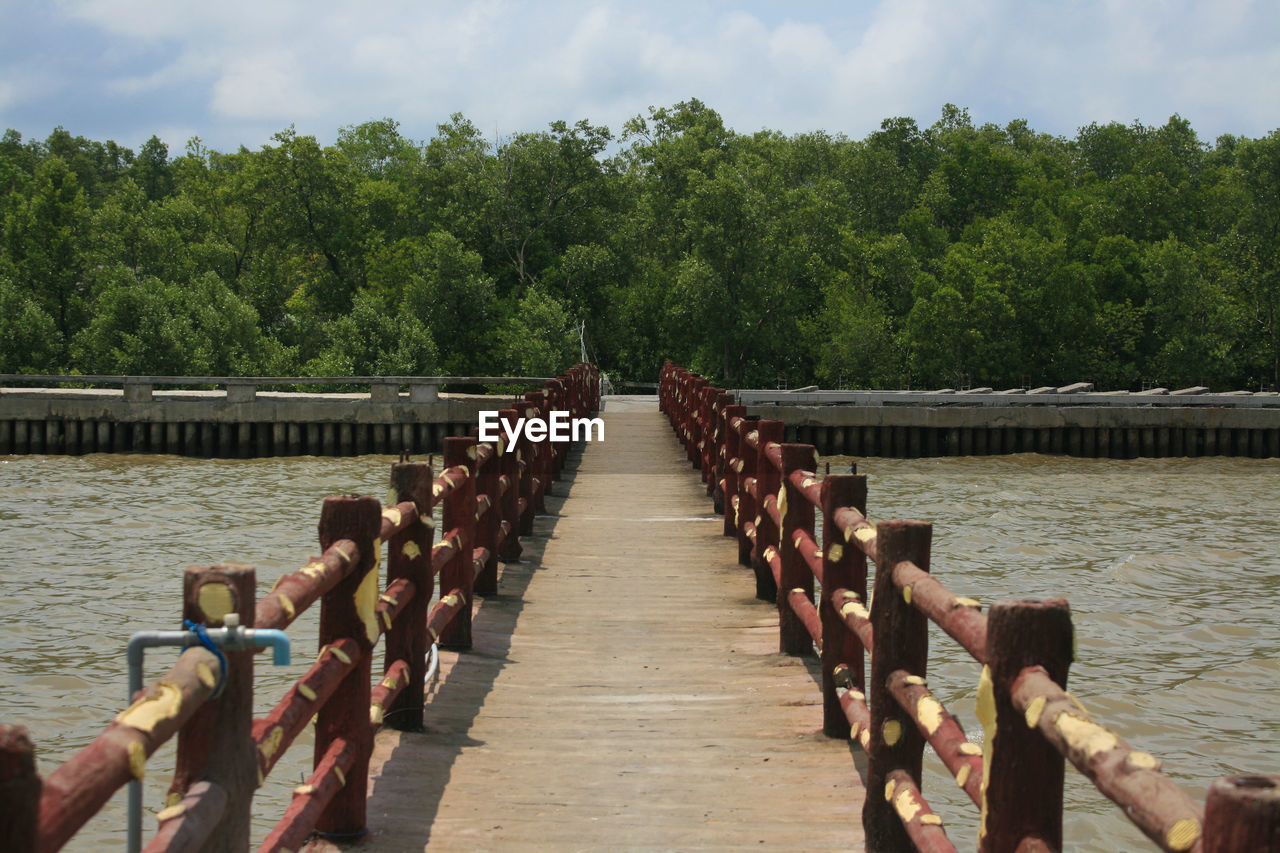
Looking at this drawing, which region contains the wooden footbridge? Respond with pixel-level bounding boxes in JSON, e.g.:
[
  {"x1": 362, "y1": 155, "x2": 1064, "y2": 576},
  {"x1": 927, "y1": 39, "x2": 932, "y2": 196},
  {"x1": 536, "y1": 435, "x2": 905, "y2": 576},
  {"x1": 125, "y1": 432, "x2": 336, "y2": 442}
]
[{"x1": 2, "y1": 363, "x2": 1278, "y2": 853}]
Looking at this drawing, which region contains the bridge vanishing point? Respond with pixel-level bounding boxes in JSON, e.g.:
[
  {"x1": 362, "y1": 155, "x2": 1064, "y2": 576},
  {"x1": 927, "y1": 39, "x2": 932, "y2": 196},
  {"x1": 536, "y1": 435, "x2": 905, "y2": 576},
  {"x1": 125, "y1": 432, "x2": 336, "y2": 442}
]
[{"x1": 352, "y1": 394, "x2": 862, "y2": 850}]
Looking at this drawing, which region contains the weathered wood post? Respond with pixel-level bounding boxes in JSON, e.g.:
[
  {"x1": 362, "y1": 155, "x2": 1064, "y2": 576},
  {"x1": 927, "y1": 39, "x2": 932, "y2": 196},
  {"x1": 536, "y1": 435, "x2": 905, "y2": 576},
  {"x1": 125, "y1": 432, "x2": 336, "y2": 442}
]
[
  {"x1": 864, "y1": 520, "x2": 931, "y2": 853},
  {"x1": 439, "y1": 436, "x2": 477, "y2": 649},
  {"x1": 735, "y1": 417, "x2": 758, "y2": 567},
  {"x1": 474, "y1": 440, "x2": 501, "y2": 596},
  {"x1": 710, "y1": 391, "x2": 733, "y2": 512},
  {"x1": 498, "y1": 408, "x2": 524, "y2": 562},
  {"x1": 721, "y1": 405, "x2": 746, "y2": 539},
  {"x1": 384, "y1": 461, "x2": 433, "y2": 731},
  {"x1": 821, "y1": 471, "x2": 868, "y2": 737},
  {"x1": 0, "y1": 725, "x2": 39, "y2": 851},
  {"x1": 523, "y1": 392, "x2": 550, "y2": 511},
  {"x1": 688, "y1": 376, "x2": 707, "y2": 467},
  {"x1": 314, "y1": 496, "x2": 381, "y2": 838},
  {"x1": 778, "y1": 443, "x2": 817, "y2": 656},
  {"x1": 979, "y1": 599, "x2": 1073, "y2": 852},
  {"x1": 751, "y1": 420, "x2": 785, "y2": 603},
  {"x1": 170, "y1": 564, "x2": 257, "y2": 851},
  {"x1": 546, "y1": 379, "x2": 566, "y2": 481},
  {"x1": 1203, "y1": 774, "x2": 1280, "y2": 852}
]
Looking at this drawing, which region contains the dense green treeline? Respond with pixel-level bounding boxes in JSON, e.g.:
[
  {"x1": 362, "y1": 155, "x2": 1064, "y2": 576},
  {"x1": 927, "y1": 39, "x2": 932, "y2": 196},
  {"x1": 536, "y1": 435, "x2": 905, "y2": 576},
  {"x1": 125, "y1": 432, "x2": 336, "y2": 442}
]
[{"x1": 2, "y1": 101, "x2": 1279, "y2": 389}]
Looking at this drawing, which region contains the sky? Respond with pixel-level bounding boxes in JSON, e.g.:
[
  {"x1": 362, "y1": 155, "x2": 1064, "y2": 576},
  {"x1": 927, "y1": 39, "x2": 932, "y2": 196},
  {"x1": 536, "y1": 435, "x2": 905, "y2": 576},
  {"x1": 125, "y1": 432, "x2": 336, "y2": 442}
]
[{"x1": 1, "y1": 0, "x2": 1278, "y2": 154}]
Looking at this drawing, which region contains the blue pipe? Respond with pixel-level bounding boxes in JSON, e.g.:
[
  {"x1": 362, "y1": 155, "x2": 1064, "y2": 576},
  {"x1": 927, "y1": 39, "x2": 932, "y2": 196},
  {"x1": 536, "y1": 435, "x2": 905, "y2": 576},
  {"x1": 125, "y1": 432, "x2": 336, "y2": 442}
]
[{"x1": 125, "y1": 615, "x2": 290, "y2": 853}]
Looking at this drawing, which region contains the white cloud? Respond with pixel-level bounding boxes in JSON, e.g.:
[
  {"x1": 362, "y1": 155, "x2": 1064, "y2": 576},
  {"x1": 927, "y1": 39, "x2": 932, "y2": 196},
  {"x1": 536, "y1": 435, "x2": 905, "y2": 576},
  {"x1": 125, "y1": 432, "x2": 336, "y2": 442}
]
[{"x1": 11, "y1": 0, "x2": 1280, "y2": 149}]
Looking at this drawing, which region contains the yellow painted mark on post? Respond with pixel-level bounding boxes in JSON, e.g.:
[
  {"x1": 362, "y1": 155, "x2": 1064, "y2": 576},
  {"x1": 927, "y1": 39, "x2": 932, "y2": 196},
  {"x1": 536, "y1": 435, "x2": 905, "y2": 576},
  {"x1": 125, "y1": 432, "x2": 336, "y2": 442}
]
[
  {"x1": 920, "y1": 814, "x2": 943, "y2": 826},
  {"x1": 754, "y1": 515, "x2": 762, "y2": 528},
  {"x1": 959, "y1": 742, "x2": 982, "y2": 756},
  {"x1": 828, "y1": 543, "x2": 843, "y2": 563},
  {"x1": 955, "y1": 764, "x2": 971, "y2": 788},
  {"x1": 166, "y1": 792, "x2": 181, "y2": 808},
  {"x1": 372, "y1": 537, "x2": 382, "y2": 568},
  {"x1": 380, "y1": 610, "x2": 393, "y2": 631},
  {"x1": 1127, "y1": 751, "x2": 1160, "y2": 770},
  {"x1": 793, "y1": 534, "x2": 804, "y2": 549},
  {"x1": 117, "y1": 682, "x2": 183, "y2": 733},
  {"x1": 852, "y1": 525, "x2": 876, "y2": 545},
  {"x1": 903, "y1": 585, "x2": 913, "y2": 605},
  {"x1": 802, "y1": 477, "x2": 817, "y2": 489},
  {"x1": 127, "y1": 740, "x2": 146, "y2": 780},
  {"x1": 917, "y1": 695, "x2": 944, "y2": 736},
  {"x1": 777, "y1": 486, "x2": 787, "y2": 521},
  {"x1": 382, "y1": 507, "x2": 402, "y2": 528},
  {"x1": 859, "y1": 729, "x2": 870, "y2": 749},
  {"x1": 1066, "y1": 691, "x2": 1088, "y2": 714},
  {"x1": 260, "y1": 725, "x2": 284, "y2": 760},
  {"x1": 882, "y1": 719, "x2": 902, "y2": 746},
  {"x1": 840, "y1": 599, "x2": 870, "y2": 622},
  {"x1": 747, "y1": 430, "x2": 759, "y2": 444},
  {"x1": 432, "y1": 483, "x2": 445, "y2": 498},
  {"x1": 1025, "y1": 695, "x2": 1047, "y2": 729},
  {"x1": 894, "y1": 788, "x2": 922, "y2": 823},
  {"x1": 277, "y1": 593, "x2": 295, "y2": 622},
  {"x1": 402, "y1": 540, "x2": 421, "y2": 560},
  {"x1": 884, "y1": 779, "x2": 896, "y2": 801},
  {"x1": 904, "y1": 675, "x2": 926, "y2": 686},
  {"x1": 1054, "y1": 712, "x2": 1119, "y2": 759},
  {"x1": 300, "y1": 560, "x2": 326, "y2": 579},
  {"x1": 156, "y1": 803, "x2": 187, "y2": 823},
  {"x1": 976, "y1": 664, "x2": 996, "y2": 841},
  {"x1": 294, "y1": 784, "x2": 315, "y2": 796},
  {"x1": 197, "y1": 582, "x2": 234, "y2": 624},
  {"x1": 196, "y1": 662, "x2": 217, "y2": 690},
  {"x1": 298, "y1": 684, "x2": 317, "y2": 702},
  {"x1": 466, "y1": 444, "x2": 478, "y2": 460},
  {"x1": 370, "y1": 703, "x2": 384, "y2": 726},
  {"x1": 1166, "y1": 818, "x2": 1200, "y2": 851},
  {"x1": 334, "y1": 767, "x2": 346, "y2": 787},
  {"x1": 954, "y1": 597, "x2": 981, "y2": 608},
  {"x1": 330, "y1": 645, "x2": 352, "y2": 665},
  {"x1": 355, "y1": 568, "x2": 379, "y2": 645}
]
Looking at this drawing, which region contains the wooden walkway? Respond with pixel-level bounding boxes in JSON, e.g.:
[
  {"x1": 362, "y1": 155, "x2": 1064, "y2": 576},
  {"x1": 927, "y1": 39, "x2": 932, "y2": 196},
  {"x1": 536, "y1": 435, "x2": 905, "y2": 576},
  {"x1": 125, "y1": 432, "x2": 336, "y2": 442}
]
[{"x1": 347, "y1": 397, "x2": 865, "y2": 851}]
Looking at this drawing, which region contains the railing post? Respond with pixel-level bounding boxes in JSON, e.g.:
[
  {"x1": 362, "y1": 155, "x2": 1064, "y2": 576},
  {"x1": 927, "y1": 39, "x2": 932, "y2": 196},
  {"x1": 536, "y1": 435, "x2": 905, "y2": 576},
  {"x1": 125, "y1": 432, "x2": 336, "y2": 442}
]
[
  {"x1": 0, "y1": 725, "x2": 39, "y2": 851},
  {"x1": 778, "y1": 443, "x2": 817, "y2": 656},
  {"x1": 546, "y1": 379, "x2": 566, "y2": 481},
  {"x1": 439, "y1": 436, "x2": 477, "y2": 650},
  {"x1": 721, "y1": 404, "x2": 746, "y2": 538},
  {"x1": 474, "y1": 438, "x2": 501, "y2": 596},
  {"x1": 864, "y1": 520, "x2": 931, "y2": 853},
  {"x1": 751, "y1": 420, "x2": 785, "y2": 603},
  {"x1": 523, "y1": 392, "x2": 549, "y2": 511},
  {"x1": 384, "y1": 461, "x2": 433, "y2": 731},
  {"x1": 314, "y1": 496, "x2": 381, "y2": 838},
  {"x1": 735, "y1": 416, "x2": 758, "y2": 567},
  {"x1": 498, "y1": 408, "x2": 523, "y2": 562},
  {"x1": 709, "y1": 391, "x2": 733, "y2": 510},
  {"x1": 979, "y1": 599, "x2": 1073, "y2": 852},
  {"x1": 821, "y1": 471, "x2": 868, "y2": 737},
  {"x1": 170, "y1": 564, "x2": 257, "y2": 851},
  {"x1": 1204, "y1": 774, "x2": 1280, "y2": 852}
]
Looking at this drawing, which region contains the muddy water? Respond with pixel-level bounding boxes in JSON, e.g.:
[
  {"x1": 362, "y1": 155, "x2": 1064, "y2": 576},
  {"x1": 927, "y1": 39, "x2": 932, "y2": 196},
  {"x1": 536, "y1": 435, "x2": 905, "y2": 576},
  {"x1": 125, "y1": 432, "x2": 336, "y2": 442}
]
[
  {"x1": 817, "y1": 453, "x2": 1280, "y2": 850},
  {"x1": 1, "y1": 451, "x2": 1278, "y2": 850},
  {"x1": 0, "y1": 453, "x2": 420, "y2": 850}
]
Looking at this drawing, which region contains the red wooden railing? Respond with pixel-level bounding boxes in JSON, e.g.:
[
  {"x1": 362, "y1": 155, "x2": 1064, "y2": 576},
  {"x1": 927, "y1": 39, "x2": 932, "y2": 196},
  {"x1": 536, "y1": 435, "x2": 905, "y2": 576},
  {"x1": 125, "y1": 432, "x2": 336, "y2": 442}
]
[
  {"x1": 660, "y1": 362, "x2": 1279, "y2": 853},
  {"x1": 0, "y1": 364, "x2": 599, "y2": 853}
]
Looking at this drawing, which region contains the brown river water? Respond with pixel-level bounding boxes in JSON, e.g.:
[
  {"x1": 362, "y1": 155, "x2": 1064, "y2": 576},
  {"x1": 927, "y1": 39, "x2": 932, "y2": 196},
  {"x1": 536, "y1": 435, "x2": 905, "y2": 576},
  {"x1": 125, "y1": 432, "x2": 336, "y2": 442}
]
[{"x1": 1, "y1": 446, "x2": 1277, "y2": 851}]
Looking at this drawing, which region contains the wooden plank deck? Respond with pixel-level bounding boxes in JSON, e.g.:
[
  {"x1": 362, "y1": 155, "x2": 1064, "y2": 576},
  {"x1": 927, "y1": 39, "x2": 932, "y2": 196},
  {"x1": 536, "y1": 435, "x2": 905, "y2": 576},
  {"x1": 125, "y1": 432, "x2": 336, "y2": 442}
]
[{"x1": 341, "y1": 397, "x2": 865, "y2": 851}]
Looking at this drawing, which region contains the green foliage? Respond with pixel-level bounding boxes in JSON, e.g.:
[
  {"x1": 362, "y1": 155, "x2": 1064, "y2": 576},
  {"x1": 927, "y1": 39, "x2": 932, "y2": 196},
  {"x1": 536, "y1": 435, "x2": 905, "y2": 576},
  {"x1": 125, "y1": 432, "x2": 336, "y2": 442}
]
[
  {"x1": 2, "y1": 104, "x2": 1277, "y2": 388},
  {"x1": 304, "y1": 289, "x2": 438, "y2": 377}
]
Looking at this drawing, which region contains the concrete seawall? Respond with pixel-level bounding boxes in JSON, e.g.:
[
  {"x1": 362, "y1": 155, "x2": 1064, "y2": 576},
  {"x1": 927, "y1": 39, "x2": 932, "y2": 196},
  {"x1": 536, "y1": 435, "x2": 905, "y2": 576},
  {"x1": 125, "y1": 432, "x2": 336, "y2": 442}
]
[
  {"x1": 0, "y1": 388, "x2": 499, "y2": 456},
  {"x1": 762, "y1": 402, "x2": 1280, "y2": 458}
]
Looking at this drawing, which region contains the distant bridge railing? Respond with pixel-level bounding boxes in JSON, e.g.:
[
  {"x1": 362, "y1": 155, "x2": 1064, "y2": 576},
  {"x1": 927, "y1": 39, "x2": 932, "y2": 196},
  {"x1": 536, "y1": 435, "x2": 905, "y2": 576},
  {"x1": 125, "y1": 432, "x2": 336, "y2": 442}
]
[
  {"x1": 0, "y1": 364, "x2": 599, "y2": 852},
  {"x1": 0, "y1": 374, "x2": 556, "y2": 403},
  {"x1": 660, "y1": 362, "x2": 1279, "y2": 853}
]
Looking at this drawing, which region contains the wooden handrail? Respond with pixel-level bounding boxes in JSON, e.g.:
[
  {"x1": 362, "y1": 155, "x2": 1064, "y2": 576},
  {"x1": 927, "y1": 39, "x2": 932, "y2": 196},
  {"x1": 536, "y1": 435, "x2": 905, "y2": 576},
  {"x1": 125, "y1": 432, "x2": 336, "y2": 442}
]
[
  {"x1": 660, "y1": 361, "x2": 1280, "y2": 853},
  {"x1": 0, "y1": 363, "x2": 600, "y2": 852}
]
